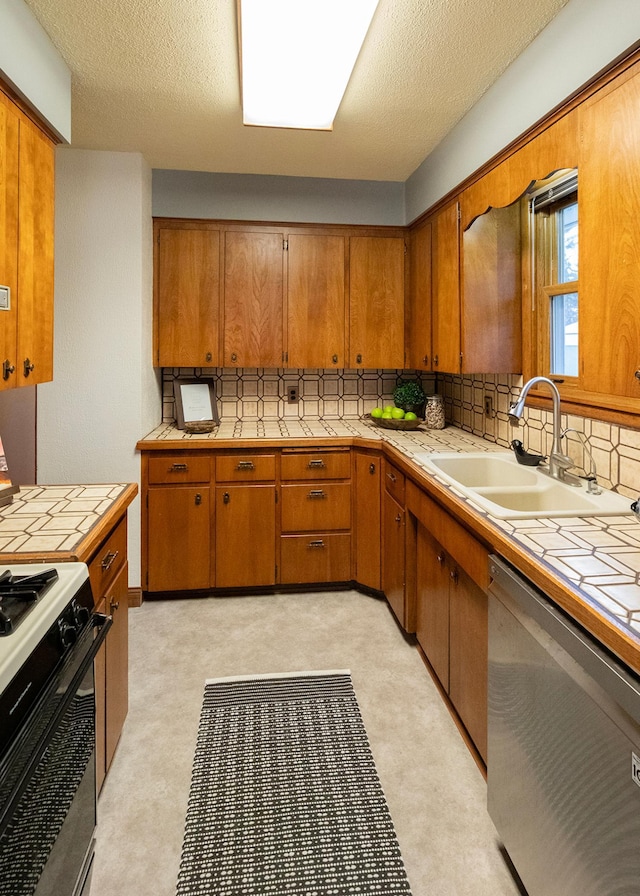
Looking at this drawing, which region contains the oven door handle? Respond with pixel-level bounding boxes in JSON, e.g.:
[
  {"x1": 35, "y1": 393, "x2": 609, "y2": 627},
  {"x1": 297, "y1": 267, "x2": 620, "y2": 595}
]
[{"x1": 0, "y1": 613, "x2": 113, "y2": 837}]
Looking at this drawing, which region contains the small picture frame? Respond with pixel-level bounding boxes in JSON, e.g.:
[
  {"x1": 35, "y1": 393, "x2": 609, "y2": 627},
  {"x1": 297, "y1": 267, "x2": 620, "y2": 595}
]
[
  {"x1": 0, "y1": 436, "x2": 19, "y2": 508},
  {"x1": 174, "y1": 377, "x2": 219, "y2": 429}
]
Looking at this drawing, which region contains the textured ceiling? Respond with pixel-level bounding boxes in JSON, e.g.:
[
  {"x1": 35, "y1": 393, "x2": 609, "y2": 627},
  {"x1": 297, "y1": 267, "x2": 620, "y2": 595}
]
[{"x1": 24, "y1": 0, "x2": 569, "y2": 181}]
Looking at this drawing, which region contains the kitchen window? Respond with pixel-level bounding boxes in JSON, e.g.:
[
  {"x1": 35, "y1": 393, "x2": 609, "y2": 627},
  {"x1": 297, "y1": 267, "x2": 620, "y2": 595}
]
[{"x1": 530, "y1": 170, "x2": 579, "y2": 383}]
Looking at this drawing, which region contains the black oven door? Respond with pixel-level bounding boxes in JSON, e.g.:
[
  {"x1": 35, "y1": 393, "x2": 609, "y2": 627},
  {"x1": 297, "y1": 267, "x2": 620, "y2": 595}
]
[{"x1": 0, "y1": 614, "x2": 111, "y2": 896}]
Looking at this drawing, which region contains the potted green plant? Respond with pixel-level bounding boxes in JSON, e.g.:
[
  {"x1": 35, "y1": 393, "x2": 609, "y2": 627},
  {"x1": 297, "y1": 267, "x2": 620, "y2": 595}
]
[{"x1": 393, "y1": 379, "x2": 427, "y2": 418}]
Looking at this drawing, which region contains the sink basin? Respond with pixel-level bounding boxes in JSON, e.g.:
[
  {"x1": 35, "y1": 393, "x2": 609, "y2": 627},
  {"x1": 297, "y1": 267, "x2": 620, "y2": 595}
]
[{"x1": 415, "y1": 451, "x2": 634, "y2": 519}]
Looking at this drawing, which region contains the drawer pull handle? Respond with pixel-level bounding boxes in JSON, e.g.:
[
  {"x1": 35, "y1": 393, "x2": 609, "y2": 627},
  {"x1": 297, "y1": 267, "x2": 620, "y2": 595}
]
[
  {"x1": 308, "y1": 459, "x2": 326, "y2": 469},
  {"x1": 170, "y1": 463, "x2": 188, "y2": 472},
  {"x1": 309, "y1": 540, "x2": 325, "y2": 549},
  {"x1": 101, "y1": 550, "x2": 119, "y2": 571},
  {"x1": 223, "y1": 492, "x2": 230, "y2": 504},
  {"x1": 236, "y1": 460, "x2": 255, "y2": 471},
  {"x1": 387, "y1": 472, "x2": 397, "y2": 483},
  {"x1": 308, "y1": 489, "x2": 326, "y2": 499},
  {"x1": 109, "y1": 599, "x2": 120, "y2": 613},
  {"x1": 369, "y1": 463, "x2": 376, "y2": 474}
]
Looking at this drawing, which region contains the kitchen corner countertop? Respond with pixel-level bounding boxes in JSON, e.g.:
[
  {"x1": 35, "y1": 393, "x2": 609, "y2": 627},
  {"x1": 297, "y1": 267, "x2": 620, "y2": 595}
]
[
  {"x1": 0, "y1": 483, "x2": 138, "y2": 564},
  {"x1": 137, "y1": 419, "x2": 640, "y2": 672}
]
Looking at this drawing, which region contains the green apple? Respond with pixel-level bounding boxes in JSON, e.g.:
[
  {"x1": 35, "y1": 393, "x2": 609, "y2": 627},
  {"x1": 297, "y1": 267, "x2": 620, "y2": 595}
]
[
  {"x1": 381, "y1": 411, "x2": 393, "y2": 419},
  {"x1": 404, "y1": 411, "x2": 418, "y2": 421},
  {"x1": 370, "y1": 407, "x2": 384, "y2": 419},
  {"x1": 391, "y1": 407, "x2": 405, "y2": 419},
  {"x1": 383, "y1": 405, "x2": 394, "y2": 414}
]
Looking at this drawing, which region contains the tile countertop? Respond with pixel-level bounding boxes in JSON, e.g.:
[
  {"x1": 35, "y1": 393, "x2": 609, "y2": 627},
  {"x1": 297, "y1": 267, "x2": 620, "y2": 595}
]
[
  {"x1": 139, "y1": 420, "x2": 640, "y2": 664},
  {"x1": 0, "y1": 483, "x2": 137, "y2": 562}
]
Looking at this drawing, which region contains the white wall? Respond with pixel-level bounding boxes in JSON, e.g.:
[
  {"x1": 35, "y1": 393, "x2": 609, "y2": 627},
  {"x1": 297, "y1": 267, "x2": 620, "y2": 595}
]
[
  {"x1": 405, "y1": 0, "x2": 640, "y2": 221},
  {"x1": 0, "y1": 0, "x2": 71, "y2": 142},
  {"x1": 37, "y1": 149, "x2": 160, "y2": 588},
  {"x1": 153, "y1": 170, "x2": 405, "y2": 226}
]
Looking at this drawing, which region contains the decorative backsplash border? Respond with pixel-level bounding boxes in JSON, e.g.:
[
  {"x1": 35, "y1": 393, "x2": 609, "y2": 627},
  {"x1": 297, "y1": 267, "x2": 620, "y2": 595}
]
[{"x1": 161, "y1": 368, "x2": 640, "y2": 497}]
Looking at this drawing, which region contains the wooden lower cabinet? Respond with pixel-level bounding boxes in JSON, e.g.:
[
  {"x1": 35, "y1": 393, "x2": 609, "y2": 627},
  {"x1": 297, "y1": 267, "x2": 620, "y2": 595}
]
[
  {"x1": 215, "y1": 485, "x2": 276, "y2": 587},
  {"x1": 354, "y1": 451, "x2": 382, "y2": 591},
  {"x1": 147, "y1": 487, "x2": 211, "y2": 591},
  {"x1": 411, "y1": 485, "x2": 489, "y2": 764},
  {"x1": 280, "y1": 534, "x2": 350, "y2": 584},
  {"x1": 90, "y1": 517, "x2": 130, "y2": 793},
  {"x1": 382, "y1": 489, "x2": 405, "y2": 626}
]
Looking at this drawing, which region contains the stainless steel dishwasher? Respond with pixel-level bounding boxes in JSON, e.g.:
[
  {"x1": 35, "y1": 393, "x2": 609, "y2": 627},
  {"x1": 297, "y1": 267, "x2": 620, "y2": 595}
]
[{"x1": 487, "y1": 555, "x2": 640, "y2": 896}]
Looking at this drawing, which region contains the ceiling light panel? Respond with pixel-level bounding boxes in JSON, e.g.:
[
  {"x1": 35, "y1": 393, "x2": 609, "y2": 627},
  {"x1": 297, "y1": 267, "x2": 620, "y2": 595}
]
[{"x1": 239, "y1": 0, "x2": 379, "y2": 130}]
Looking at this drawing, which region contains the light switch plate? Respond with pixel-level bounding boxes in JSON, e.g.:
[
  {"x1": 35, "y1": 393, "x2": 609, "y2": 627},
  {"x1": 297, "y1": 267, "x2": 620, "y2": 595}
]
[{"x1": 0, "y1": 286, "x2": 10, "y2": 311}]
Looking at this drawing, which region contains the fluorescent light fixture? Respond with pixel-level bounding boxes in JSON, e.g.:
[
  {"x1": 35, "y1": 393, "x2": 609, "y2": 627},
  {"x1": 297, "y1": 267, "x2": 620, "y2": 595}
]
[{"x1": 239, "y1": 0, "x2": 379, "y2": 130}]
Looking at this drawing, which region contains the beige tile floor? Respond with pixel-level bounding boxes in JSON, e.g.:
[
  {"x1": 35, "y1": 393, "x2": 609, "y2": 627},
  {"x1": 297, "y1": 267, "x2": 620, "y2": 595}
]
[{"x1": 91, "y1": 590, "x2": 525, "y2": 896}]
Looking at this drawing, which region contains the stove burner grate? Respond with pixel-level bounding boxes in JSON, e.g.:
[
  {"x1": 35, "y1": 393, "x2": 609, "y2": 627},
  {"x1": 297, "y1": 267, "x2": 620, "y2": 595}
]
[{"x1": 0, "y1": 568, "x2": 59, "y2": 636}]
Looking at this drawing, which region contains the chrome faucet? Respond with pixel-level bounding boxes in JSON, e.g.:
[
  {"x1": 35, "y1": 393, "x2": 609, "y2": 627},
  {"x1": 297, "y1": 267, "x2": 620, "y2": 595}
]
[{"x1": 508, "y1": 376, "x2": 575, "y2": 481}]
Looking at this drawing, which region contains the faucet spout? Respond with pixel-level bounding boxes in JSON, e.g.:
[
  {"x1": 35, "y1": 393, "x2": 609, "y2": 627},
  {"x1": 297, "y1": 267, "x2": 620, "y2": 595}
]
[{"x1": 508, "y1": 376, "x2": 574, "y2": 480}]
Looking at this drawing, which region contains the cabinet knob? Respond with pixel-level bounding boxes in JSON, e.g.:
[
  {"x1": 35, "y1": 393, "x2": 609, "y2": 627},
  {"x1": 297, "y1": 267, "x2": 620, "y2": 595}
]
[
  {"x1": 450, "y1": 568, "x2": 459, "y2": 585},
  {"x1": 332, "y1": 354, "x2": 338, "y2": 364},
  {"x1": 369, "y1": 462, "x2": 376, "y2": 474},
  {"x1": 356, "y1": 353, "x2": 362, "y2": 364},
  {"x1": 433, "y1": 354, "x2": 439, "y2": 367},
  {"x1": 437, "y1": 552, "x2": 445, "y2": 565},
  {"x1": 223, "y1": 492, "x2": 230, "y2": 504},
  {"x1": 423, "y1": 355, "x2": 428, "y2": 365},
  {"x1": 231, "y1": 353, "x2": 238, "y2": 363},
  {"x1": 635, "y1": 369, "x2": 640, "y2": 381},
  {"x1": 23, "y1": 358, "x2": 35, "y2": 377},
  {"x1": 2, "y1": 360, "x2": 14, "y2": 381},
  {"x1": 395, "y1": 514, "x2": 402, "y2": 524},
  {"x1": 195, "y1": 493, "x2": 202, "y2": 505},
  {"x1": 205, "y1": 352, "x2": 212, "y2": 363},
  {"x1": 109, "y1": 599, "x2": 120, "y2": 613}
]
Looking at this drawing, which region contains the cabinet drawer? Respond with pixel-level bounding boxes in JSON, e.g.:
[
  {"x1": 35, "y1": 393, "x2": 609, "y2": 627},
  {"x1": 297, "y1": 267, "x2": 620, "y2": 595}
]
[
  {"x1": 384, "y1": 460, "x2": 405, "y2": 505},
  {"x1": 216, "y1": 454, "x2": 276, "y2": 482},
  {"x1": 281, "y1": 450, "x2": 350, "y2": 481},
  {"x1": 280, "y1": 483, "x2": 351, "y2": 532},
  {"x1": 89, "y1": 516, "x2": 127, "y2": 598},
  {"x1": 148, "y1": 454, "x2": 210, "y2": 484},
  {"x1": 280, "y1": 534, "x2": 351, "y2": 584}
]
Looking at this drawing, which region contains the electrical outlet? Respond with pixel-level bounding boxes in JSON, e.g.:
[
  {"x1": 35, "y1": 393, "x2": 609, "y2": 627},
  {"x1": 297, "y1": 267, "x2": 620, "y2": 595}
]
[
  {"x1": 287, "y1": 384, "x2": 299, "y2": 403},
  {"x1": 484, "y1": 395, "x2": 493, "y2": 417}
]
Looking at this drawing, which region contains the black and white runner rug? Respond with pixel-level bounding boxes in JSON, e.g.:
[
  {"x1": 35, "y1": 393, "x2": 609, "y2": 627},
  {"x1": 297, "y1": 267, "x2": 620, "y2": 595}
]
[{"x1": 176, "y1": 670, "x2": 413, "y2": 895}]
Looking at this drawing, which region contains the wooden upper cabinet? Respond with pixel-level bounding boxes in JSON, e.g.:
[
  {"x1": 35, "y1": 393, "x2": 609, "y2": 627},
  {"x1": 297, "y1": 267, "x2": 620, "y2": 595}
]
[
  {"x1": 155, "y1": 226, "x2": 220, "y2": 367},
  {"x1": 461, "y1": 201, "x2": 522, "y2": 374},
  {"x1": 431, "y1": 201, "x2": 461, "y2": 374},
  {"x1": 407, "y1": 219, "x2": 432, "y2": 370},
  {"x1": 16, "y1": 116, "x2": 54, "y2": 386},
  {"x1": 287, "y1": 233, "x2": 346, "y2": 368},
  {"x1": 348, "y1": 235, "x2": 405, "y2": 369},
  {"x1": 0, "y1": 90, "x2": 55, "y2": 390},
  {"x1": 223, "y1": 230, "x2": 284, "y2": 367},
  {"x1": 579, "y1": 66, "x2": 640, "y2": 400},
  {"x1": 0, "y1": 93, "x2": 19, "y2": 385}
]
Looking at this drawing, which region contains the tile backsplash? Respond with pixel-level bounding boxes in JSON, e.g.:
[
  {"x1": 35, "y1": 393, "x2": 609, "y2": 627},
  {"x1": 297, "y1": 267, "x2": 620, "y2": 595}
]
[{"x1": 161, "y1": 368, "x2": 640, "y2": 498}]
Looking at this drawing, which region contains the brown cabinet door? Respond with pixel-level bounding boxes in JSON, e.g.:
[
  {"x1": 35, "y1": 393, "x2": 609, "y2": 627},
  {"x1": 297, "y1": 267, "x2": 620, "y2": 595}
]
[
  {"x1": 580, "y1": 69, "x2": 640, "y2": 399},
  {"x1": 156, "y1": 227, "x2": 220, "y2": 367},
  {"x1": 461, "y1": 202, "x2": 522, "y2": 374},
  {"x1": 104, "y1": 561, "x2": 129, "y2": 769},
  {"x1": 349, "y1": 236, "x2": 405, "y2": 369},
  {"x1": 147, "y1": 487, "x2": 211, "y2": 592},
  {"x1": 431, "y1": 201, "x2": 461, "y2": 373},
  {"x1": 0, "y1": 93, "x2": 19, "y2": 386},
  {"x1": 448, "y1": 565, "x2": 488, "y2": 763},
  {"x1": 215, "y1": 485, "x2": 276, "y2": 587},
  {"x1": 382, "y1": 490, "x2": 405, "y2": 626},
  {"x1": 287, "y1": 233, "x2": 346, "y2": 368},
  {"x1": 415, "y1": 524, "x2": 450, "y2": 692},
  {"x1": 354, "y1": 452, "x2": 382, "y2": 591},
  {"x1": 223, "y1": 231, "x2": 284, "y2": 367},
  {"x1": 16, "y1": 116, "x2": 54, "y2": 386},
  {"x1": 407, "y1": 220, "x2": 432, "y2": 370}
]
